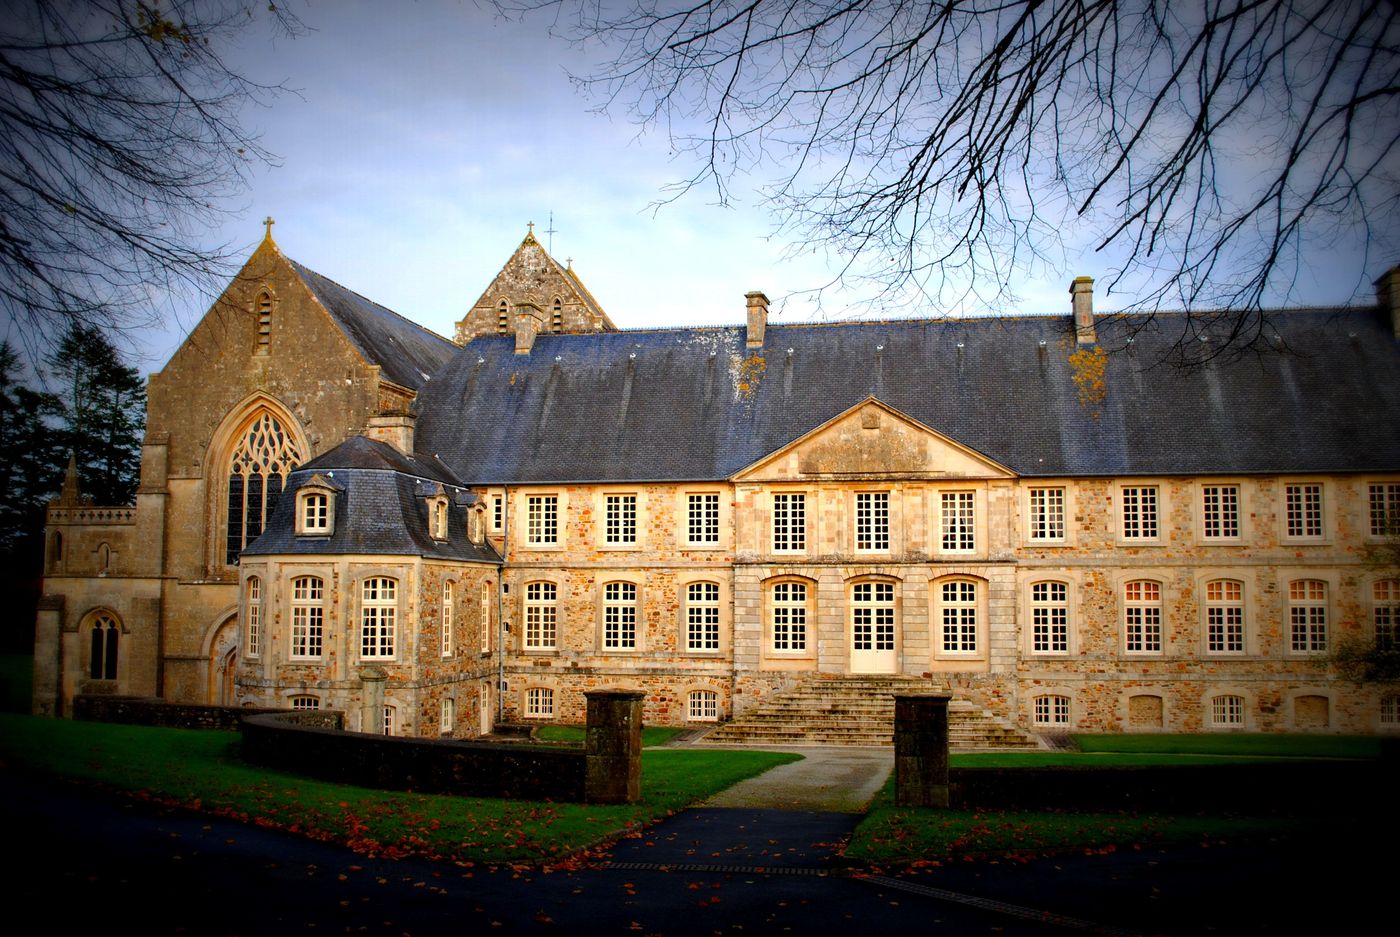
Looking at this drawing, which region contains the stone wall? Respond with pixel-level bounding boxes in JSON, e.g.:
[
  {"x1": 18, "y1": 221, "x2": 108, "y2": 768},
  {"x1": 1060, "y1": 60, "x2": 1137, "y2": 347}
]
[{"x1": 72, "y1": 695, "x2": 310, "y2": 730}]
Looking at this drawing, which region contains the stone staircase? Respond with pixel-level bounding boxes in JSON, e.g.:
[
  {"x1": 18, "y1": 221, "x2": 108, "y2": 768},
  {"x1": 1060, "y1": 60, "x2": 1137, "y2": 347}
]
[{"x1": 700, "y1": 677, "x2": 1042, "y2": 750}]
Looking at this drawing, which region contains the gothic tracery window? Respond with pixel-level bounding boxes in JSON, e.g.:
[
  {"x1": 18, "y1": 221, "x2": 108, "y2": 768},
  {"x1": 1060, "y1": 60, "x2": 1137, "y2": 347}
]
[{"x1": 226, "y1": 413, "x2": 303, "y2": 564}]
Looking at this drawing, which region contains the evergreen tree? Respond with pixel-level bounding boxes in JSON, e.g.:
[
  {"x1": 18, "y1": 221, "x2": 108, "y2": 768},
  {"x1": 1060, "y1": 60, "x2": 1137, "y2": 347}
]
[{"x1": 46, "y1": 325, "x2": 146, "y2": 506}]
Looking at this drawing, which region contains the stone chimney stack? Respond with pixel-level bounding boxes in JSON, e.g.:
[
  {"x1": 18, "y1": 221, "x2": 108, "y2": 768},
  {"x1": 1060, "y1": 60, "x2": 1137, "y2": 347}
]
[
  {"x1": 745, "y1": 291, "x2": 769, "y2": 348},
  {"x1": 514, "y1": 302, "x2": 543, "y2": 354},
  {"x1": 1375, "y1": 264, "x2": 1400, "y2": 339},
  {"x1": 366, "y1": 413, "x2": 416, "y2": 454},
  {"x1": 1070, "y1": 276, "x2": 1096, "y2": 345}
]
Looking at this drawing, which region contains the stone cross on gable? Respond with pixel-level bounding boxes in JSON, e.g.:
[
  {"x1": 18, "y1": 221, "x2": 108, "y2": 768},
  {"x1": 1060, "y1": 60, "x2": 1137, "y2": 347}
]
[{"x1": 263, "y1": 216, "x2": 275, "y2": 239}]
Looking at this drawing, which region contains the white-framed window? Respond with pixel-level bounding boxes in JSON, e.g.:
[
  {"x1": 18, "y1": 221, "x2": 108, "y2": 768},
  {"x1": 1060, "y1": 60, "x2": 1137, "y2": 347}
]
[
  {"x1": 360, "y1": 577, "x2": 397, "y2": 658},
  {"x1": 686, "y1": 581, "x2": 721, "y2": 652},
  {"x1": 382, "y1": 705, "x2": 395, "y2": 736},
  {"x1": 525, "y1": 687, "x2": 555, "y2": 719},
  {"x1": 1201, "y1": 485, "x2": 1240, "y2": 539},
  {"x1": 290, "y1": 695, "x2": 320, "y2": 711},
  {"x1": 480, "y1": 581, "x2": 492, "y2": 653},
  {"x1": 1030, "y1": 581, "x2": 1068, "y2": 654},
  {"x1": 938, "y1": 579, "x2": 977, "y2": 654},
  {"x1": 686, "y1": 493, "x2": 720, "y2": 545},
  {"x1": 1033, "y1": 695, "x2": 1071, "y2": 726},
  {"x1": 688, "y1": 689, "x2": 719, "y2": 722},
  {"x1": 524, "y1": 581, "x2": 558, "y2": 650},
  {"x1": 1028, "y1": 487, "x2": 1065, "y2": 541},
  {"x1": 1382, "y1": 695, "x2": 1400, "y2": 726},
  {"x1": 855, "y1": 491, "x2": 890, "y2": 551},
  {"x1": 1211, "y1": 694, "x2": 1245, "y2": 727},
  {"x1": 441, "y1": 581, "x2": 454, "y2": 656},
  {"x1": 1288, "y1": 579, "x2": 1328, "y2": 653},
  {"x1": 441, "y1": 696, "x2": 455, "y2": 733},
  {"x1": 771, "y1": 580, "x2": 809, "y2": 652},
  {"x1": 1370, "y1": 483, "x2": 1400, "y2": 537},
  {"x1": 603, "y1": 581, "x2": 638, "y2": 650},
  {"x1": 87, "y1": 612, "x2": 120, "y2": 680},
  {"x1": 940, "y1": 491, "x2": 975, "y2": 552},
  {"x1": 772, "y1": 492, "x2": 806, "y2": 552},
  {"x1": 1124, "y1": 580, "x2": 1163, "y2": 654},
  {"x1": 290, "y1": 576, "x2": 324, "y2": 659},
  {"x1": 430, "y1": 497, "x2": 449, "y2": 540},
  {"x1": 1121, "y1": 486, "x2": 1159, "y2": 540},
  {"x1": 491, "y1": 493, "x2": 503, "y2": 532},
  {"x1": 526, "y1": 494, "x2": 559, "y2": 545},
  {"x1": 604, "y1": 493, "x2": 638, "y2": 545},
  {"x1": 1284, "y1": 483, "x2": 1323, "y2": 539},
  {"x1": 301, "y1": 491, "x2": 330, "y2": 534},
  {"x1": 245, "y1": 576, "x2": 262, "y2": 658},
  {"x1": 1375, "y1": 580, "x2": 1400, "y2": 651},
  {"x1": 1205, "y1": 579, "x2": 1245, "y2": 654}
]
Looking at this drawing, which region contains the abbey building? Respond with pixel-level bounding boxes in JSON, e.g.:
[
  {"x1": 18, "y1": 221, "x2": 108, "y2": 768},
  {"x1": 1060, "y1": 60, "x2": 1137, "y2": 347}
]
[{"x1": 32, "y1": 227, "x2": 1400, "y2": 740}]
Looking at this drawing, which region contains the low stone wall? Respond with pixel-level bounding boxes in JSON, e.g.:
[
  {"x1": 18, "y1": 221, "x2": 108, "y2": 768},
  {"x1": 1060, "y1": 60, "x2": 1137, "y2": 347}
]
[{"x1": 73, "y1": 695, "x2": 309, "y2": 730}]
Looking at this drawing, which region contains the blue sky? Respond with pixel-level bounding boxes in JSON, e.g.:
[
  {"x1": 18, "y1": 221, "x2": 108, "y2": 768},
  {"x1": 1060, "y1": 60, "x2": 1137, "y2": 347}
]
[{"x1": 120, "y1": 0, "x2": 1391, "y2": 371}]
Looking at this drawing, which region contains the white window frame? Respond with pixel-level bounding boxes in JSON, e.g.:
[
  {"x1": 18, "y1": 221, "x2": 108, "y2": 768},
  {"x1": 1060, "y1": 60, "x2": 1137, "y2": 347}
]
[
  {"x1": 772, "y1": 492, "x2": 807, "y2": 553},
  {"x1": 480, "y1": 581, "x2": 492, "y2": 653},
  {"x1": 855, "y1": 491, "x2": 890, "y2": 552},
  {"x1": 525, "y1": 494, "x2": 559, "y2": 546},
  {"x1": 1123, "y1": 580, "x2": 1163, "y2": 655},
  {"x1": 1029, "y1": 581, "x2": 1069, "y2": 655},
  {"x1": 429, "y1": 497, "x2": 449, "y2": 541},
  {"x1": 1200, "y1": 484, "x2": 1241, "y2": 541},
  {"x1": 937, "y1": 579, "x2": 978, "y2": 655},
  {"x1": 602, "y1": 581, "x2": 638, "y2": 651},
  {"x1": 1287, "y1": 579, "x2": 1329, "y2": 654},
  {"x1": 1368, "y1": 482, "x2": 1400, "y2": 538},
  {"x1": 685, "y1": 581, "x2": 721, "y2": 652},
  {"x1": 939, "y1": 490, "x2": 976, "y2": 553},
  {"x1": 1033, "y1": 695, "x2": 1071, "y2": 726},
  {"x1": 1120, "y1": 485, "x2": 1160, "y2": 541},
  {"x1": 1283, "y1": 483, "x2": 1325, "y2": 541},
  {"x1": 604, "y1": 493, "x2": 638, "y2": 546},
  {"x1": 1374, "y1": 579, "x2": 1400, "y2": 652},
  {"x1": 688, "y1": 689, "x2": 719, "y2": 722},
  {"x1": 290, "y1": 575, "x2": 324, "y2": 660},
  {"x1": 525, "y1": 687, "x2": 555, "y2": 719},
  {"x1": 382, "y1": 705, "x2": 395, "y2": 736},
  {"x1": 290, "y1": 695, "x2": 320, "y2": 711},
  {"x1": 441, "y1": 580, "x2": 454, "y2": 657},
  {"x1": 685, "y1": 492, "x2": 721, "y2": 546},
  {"x1": 769, "y1": 580, "x2": 810, "y2": 654},
  {"x1": 1027, "y1": 486, "x2": 1066, "y2": 543},
  {"x1": 360, "y1": 577, "x2": 398, "y2": 659},
  {"x1": 441, "y1": 696, "x2": 455, "y2": 733},
  {"x1": 245, "y1": 575, "x2": 262, "y2": 658},
  {"x1": 295, "y1": 486, "x2": 334, "y2": 537},
  {"x1": 1211, "y1": 694, "x2": 1246, "y2": 727},
  {"x1": 524, "y1": 581, "x2": 558, "y2": 651},
  {"x1": 1204, "y1": 579, "x2": 1245, "y2": 655},
  {"x1": 1382, "y1": 694, "x2": 1400, "y2": 727}
]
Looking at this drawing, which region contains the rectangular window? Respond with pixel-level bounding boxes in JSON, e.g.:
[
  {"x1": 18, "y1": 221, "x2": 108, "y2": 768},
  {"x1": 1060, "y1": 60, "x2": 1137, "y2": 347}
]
[
  {"x1": 939, "y1": 580, "x2": 977, "y2": 653},
  {"x1": 1289, "y1": 580, "x2": 1328, "y2": 653},
  {"x1": 525, "y1": 687, "x2": 555, "y2": 719},
  {"x1": 1028, "y1": 487, "x2": 1065, "y2": 541},
  {"x1": 1031, "y1": 581, "x2": 1068, "y2": 653},
  {"x1": 1124, "y1": 580, "x2": 1162, "y2": 653},
  {"x1": 1369, "y1": 483, "x2": 1400, "y2": 537},
  {"x1": 605, "y1": 494, "x2": 637, "y2": 544},
  {"x1": 360, "y1": 577, "x2": 397, "y2": 658},
  {"x1": 480, "y1": 582, "x2": 492, "y2": 653},
  {"x1": 1285, "y1": 484, "x2": 1323, "y2": 539},
  {"x1": 688, "y1": 690, "x2": 719, "y2": 722},
  {"x1": 491, "y1": 494, "x2": 503, "y2": 532},
  {"x1": 1121, "y1": 486, "x2": 1159, "y2": 539},
  {"x1": 441, "y1": 697, "x2": 455, "y2": 733},
  {"x1": 1375, "y1": 580, "x2": 1400, "y2": 652},
  {"x1": 855, "y1": 492, "x2": 890, "y2": 551},
  {"x1": 1206, "y1": 580, "x2": 1245, "y2": 653},
  {"x1": 772, "y1": 492, "x2": 806, "y2": 552},
  {"x1": 245, "y1": 577, "x2": 261, "y2": 657},
  {"x1": 1212, "y1": 695, "x2": 1245, "y2": 726},
  {"x1": 441, "y1": 581, "x2": 454, "y2": 656},
  {"x1": 382, "y1": 706, "x2": 395, "y2": 736},
  {"x1": 686, "y1": 582, "x2": 721, "y2": 651},
  {"x1": 1201, "y1": 485, "x2": 1240, "y2": 539},
  {"x1": 940, "y1": 491, "x2": 976, "y2": 552},
  {"x1": 290, "y1": 696, "x2": 319, "y2": 711},
  {"x1": 524, "y1": 582, "x2": 558, "y2": 650},
  {"x1": 1034, "y1": 695, "x2": 1071, "y2": 726},
  {"x1": 687, "y1": 493, "x2": 720, "y2": 544},
  {"x1": 603, "y1": 582, "x2": 637, "y2": 650},
  {"x1": 290, "y1": 576, "x2": 323, "y2": 659},
  {"x1": 771, "y1": 581, "x2": 808, "y2": 652},
  {"x1": 301, "y1": 492, "x2": 329, "y2": 533},
  {"x1": 526, "y1": 495, "x2": 558, "y2": 545},
  {"x1": 853, "y1": 581, "x2": 897, "y2": 651}
]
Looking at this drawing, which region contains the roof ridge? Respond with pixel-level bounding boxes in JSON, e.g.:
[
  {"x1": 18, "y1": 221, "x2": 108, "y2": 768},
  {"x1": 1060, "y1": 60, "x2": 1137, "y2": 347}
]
[{"x1": 290, "y1": 258, "x2": 454, "y2": 346}]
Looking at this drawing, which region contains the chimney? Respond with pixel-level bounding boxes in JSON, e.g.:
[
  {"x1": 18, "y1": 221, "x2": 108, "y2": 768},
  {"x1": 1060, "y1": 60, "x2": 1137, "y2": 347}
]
[
  {"x1": 514, "y1": 301, "x2": 542, "y2": 354},
  {"x1": 1070, "y1": 276, "x2": 1096, "y2": 344},
  {"x1": 366, "y1": 413, "x2": 416, "y2": 454},
  {"x1": 745, "y1": 291, "x2": 769, "y2": 348},
  {"x1": 1375, "y1": 264, "x2": 1400, "y2": 339}
]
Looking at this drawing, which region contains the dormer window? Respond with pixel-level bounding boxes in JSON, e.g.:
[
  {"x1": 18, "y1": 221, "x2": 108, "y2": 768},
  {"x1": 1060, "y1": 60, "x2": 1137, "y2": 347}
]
[
  {"x1": 294, "y1": 475, "x2": 340, "y2": 537},
  {"x1": 469, "y1": 504, "x2": 485, "y2": 544},
  {"x1": 425, "y1": 493, "x2": 450, "y2": 541}
]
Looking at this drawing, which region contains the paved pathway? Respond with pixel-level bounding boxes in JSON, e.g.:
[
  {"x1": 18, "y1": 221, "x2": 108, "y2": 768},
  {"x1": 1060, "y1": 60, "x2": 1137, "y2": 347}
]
[{"x1": 696, "y1": 745, "x2": 894, "y2": 812}]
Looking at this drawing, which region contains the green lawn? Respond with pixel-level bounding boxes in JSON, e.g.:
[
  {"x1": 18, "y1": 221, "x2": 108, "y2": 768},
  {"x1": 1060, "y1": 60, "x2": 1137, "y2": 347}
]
[
  {"x1": 1072, "y1": 733, "x2": 1383, "y2": 759},
  {"x1": 0, "y1": 713, "x2": 797, "y2": 865}
]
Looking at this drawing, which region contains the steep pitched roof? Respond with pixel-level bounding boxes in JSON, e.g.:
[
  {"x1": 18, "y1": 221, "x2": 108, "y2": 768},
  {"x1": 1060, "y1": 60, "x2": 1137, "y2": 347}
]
[
  {"x1": 414, "y1": 307, "x2": 1400, "y2": 482},
  {"x1": 291, "y1": 260, "x2": 457, "y2": 391}
]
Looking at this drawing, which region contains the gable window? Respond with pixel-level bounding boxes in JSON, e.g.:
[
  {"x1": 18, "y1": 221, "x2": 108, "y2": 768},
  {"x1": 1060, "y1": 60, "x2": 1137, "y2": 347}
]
[
  {"x1": 940, "y1": 491, "x2": 975, "y2": 552},
  {"x1": 1033, "y1": 695, "x2": 1071, "y2": 726},
  {"x1": 88, "y1": 613, "x2": 119, "y2": 680},
  {"x1": 360, "y1": 578, "x2": 397, "y2": 658},
  {"x1": 496, "y1": 300, "x2": 509, "y2": 334},
  {"x1": 686, "y1": 582, "x2": 721, "y2": 652},
  {"x1": 1124, "y1": 580, "x2": 1163, "y2": 654},
  {"x1": 688, "y1": 690, "x2": 719, "y2": 722},
  {"x1": 855, "y1": 492, "x2": 890, "y2": 551},
  {"x1": 1030, "y1": 581, "x2": 1068, "y2": 654},
  {"x1": 1211, "y1": 694, "x2": 1245, "y2": 727},
  {"x1": 291, "y1": 576, "x2": 324, "y2": 659},
  {"x1": 290, "y1": 695, "x2": 320, "y2": 711},
  {"x1": 1370, "y1": 483, "x2": 1400, "y2": 537},
  {"x1": 299, "y1": 491, "x2": 330, "y2": 535},
  {"x1": 524, "y1": 581, "x2": 558, "y2": 650},
  {"x1": 441, "y1": 581, "x2": 454, "y2": 656},
  {"x1": 526, "y1": 495, "x2": 558, "y2": 545},
  {"x1": 1028, "y1": 487, "x2": 1065, "y2": 541},
  {"x1": 551, "y1": 298, "x2": 564, "y2": 333},
  {"x1": 770, "y1": 580, "x2": 809, "y2": 652},
  {"x1": 480, "y1": 581, "x2": 492, "y2": 653},
  {"x1": 1285, "y1": 484, "x2": 1323, "y2": 539},
  {"x1": 1201, "y1": 485, "x2": 1240, "y2": 539},
  {"x1": 1121, "y1": 486, "x2": 1159, "y2": 540},
  {"x1": 1288, "y1": 579, "x2": 1328, "y2": 653},
  {"x1": 772, "y1": 492, "x2": 806, "y2": 552},
  {"x1": 686, "y1": 493, "x2": 720, "y2": 545},
  {"x1": 604, "y1": 494, "x2": 638, "y2": 545},
  {"x1": 245, "y1": 577, "x2": 262, "y2": 658},
  {"x1": 603, "y1": 582, "x2": 638, "y2": 650},
  {"x1": 938, "y1": 580, "x2": 977, "y2": 654},
  {"x1": 1375, "y1": 580, "x2": 1400, "y2": 651},
  {"x1": 1205, "y1": 579, "x2": 1245, "y2": 654},
  {"x1": 226, "y1": 412, "x2": 302, "y2": 564},
  {"x1": 525, "y1": 687, "x2": 555, "y2": 719},
  {"x1": 255, "y1": 290, "x2": 272, "y2": 352}
]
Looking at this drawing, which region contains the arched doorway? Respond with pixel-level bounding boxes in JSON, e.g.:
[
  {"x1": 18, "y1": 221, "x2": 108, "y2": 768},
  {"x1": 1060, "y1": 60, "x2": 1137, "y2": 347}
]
[{"x1": 207, "y1": 615, "x2": 239, "y2": 705}]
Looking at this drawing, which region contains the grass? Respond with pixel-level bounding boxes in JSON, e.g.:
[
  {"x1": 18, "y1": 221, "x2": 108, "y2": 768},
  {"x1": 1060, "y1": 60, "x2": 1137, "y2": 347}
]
[
  {"x1": 533, "y1": 724, "x2": 685, "y2": 747},
  {"x1": 1072, "y1": 733, "x2": 1383, "y2": 759},
  {"x1": 0, "y1": 713, "x2": 798, "y2": 865}
]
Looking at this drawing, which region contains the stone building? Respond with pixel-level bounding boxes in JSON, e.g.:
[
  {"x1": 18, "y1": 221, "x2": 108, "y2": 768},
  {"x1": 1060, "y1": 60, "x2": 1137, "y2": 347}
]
[{"x1": 32, "y1": 225, "x2": 1400, "y2": 739}]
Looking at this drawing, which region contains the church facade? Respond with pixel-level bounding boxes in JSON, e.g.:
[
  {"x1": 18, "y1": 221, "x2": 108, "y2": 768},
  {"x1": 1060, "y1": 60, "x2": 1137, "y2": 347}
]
[{"x1": 32, "y1": 227, "x2": 1400, "y2": 739}]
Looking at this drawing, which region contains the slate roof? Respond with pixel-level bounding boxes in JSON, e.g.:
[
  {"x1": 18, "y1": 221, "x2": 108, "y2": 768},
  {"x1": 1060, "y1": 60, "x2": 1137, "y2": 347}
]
[
  {"x1": 244, "y1": 437, "x2": 500, "y2": 562},
  {"x1": 292, "y1": 260, "x2": 457, "y2": 391},
  {"x1": 413, "y1": 306, "x2": 1400, "y2": 481}
]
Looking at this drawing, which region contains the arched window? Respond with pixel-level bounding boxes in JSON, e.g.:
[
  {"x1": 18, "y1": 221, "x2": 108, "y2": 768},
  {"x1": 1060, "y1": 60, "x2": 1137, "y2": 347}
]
[
  {"x1": 1211, "y1": 694, "x2": 1245, "y2": 727},
  {"x1": 937, "y1": 579, "x2": 976, "y2": 654},
  {"x1": 1030, "y1": 581, "x2": 1069, "y2": 654},
  {"x1": 226, "y1": 412, "x2": 303, "y2": 564},
  {"x1": 245, "y1": 576, "x2": 262, "y2": 657},
  {"x1": 290, "y1": 695, "x2": 320, "y2": 711},
  {"x1": 1382, "y1": 694, "x2": 1400, "y2": 727},
  {"x1": 525, "y1": 687, "x2": 555, "y2": 719},
  {"x1": 1205, "y1": 579, "x2": 1245, "y2": 654},
  {"x1": 524, "y1": 581, "x2": 557, "y2": 650},
  {"x1": 496, "y1": 300, "x2": 509, "y2": 334},
  {"x1": 1124, "y1": 580, "x2": 1163, "y2": 654},
  {"x1": 96, "y1": 542, "x2": 111, "y2": 572},
  {"x1": 1033, "y1": 695, "x2": 1070, "y2": 726},
  {"x1": 1288, "y1": 579, "x2": 1328, "y2": 654},
  {"x1": 770, "y1": 580, "x2": 809, "y2": 653},
  {"x1": 88, "y1": 613, "x2": 119, "y2": 680},
  {"x1": 603, "y1": 581, "x2": 638, "y2": 650},
  {"x1": 551, "y1": 297, "x2": 563, "y2": 332},
  {"x1": 360, "y1": 577, "x2": 398, "y2": 659},
  {"x1": 685, "y1": 582, "x2": 720, "y2": 652}
]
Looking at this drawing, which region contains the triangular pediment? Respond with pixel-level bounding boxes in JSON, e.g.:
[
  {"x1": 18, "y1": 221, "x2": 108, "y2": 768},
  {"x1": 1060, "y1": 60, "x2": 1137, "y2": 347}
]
[{"x1": 732, "y1": 397, "x2": 1015, "y2": 482}]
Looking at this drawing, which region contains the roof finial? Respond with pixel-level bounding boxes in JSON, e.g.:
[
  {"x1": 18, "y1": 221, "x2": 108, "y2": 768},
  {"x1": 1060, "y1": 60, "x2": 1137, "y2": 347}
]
[
  {"x1": 58, "y1": 451, "x2": 82, "y2": 506},
  {"x1": 566, "y1": 257, "x2": 573, "y2": 271},
  {"x1": 527, "y1": 220, "x2": 534, "y2": 235},
  {"x1": 263, "y1": 216, "x2": 275, "y2": 242}
]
